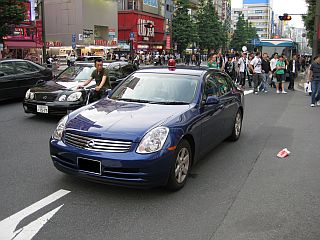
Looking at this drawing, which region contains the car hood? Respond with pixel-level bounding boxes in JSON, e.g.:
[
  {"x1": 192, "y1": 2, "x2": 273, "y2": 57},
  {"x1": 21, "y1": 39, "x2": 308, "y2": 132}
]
[
  {"x1": 66, "y1": 98, "x2": 191, "y2": 142},
  {"x1": 30, "y1": 80, "x2": 95, "y2": 93}
]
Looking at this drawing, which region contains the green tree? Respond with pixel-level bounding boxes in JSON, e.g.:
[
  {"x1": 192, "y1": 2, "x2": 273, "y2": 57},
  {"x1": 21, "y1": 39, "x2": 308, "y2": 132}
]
[
  {"x1": 303, "y1": 0, "x2": 317, "y2": 47},
  {"x1": 172, "y1": 0, "x2": 196, "y2": 53},
  {"x1": 0, "y1": 0, "x2": 29, "y2": 43},
  {"x1": 195, "y1": 0, "x2": 226, "y2": 51},
  {"x1": 230, "y1": 14, "x2": 258, "y2": 51}
]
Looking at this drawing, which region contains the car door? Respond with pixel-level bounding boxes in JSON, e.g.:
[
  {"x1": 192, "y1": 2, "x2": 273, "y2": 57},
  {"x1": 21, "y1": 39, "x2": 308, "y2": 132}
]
[
  {"x1": 199, "y1": 73, "x2": 226, "y2": 156},
  {"x1": 0, "y1": 61, "x2": 18, "y2": 100},
  {"x1": 214, "y1": 73, "x2": 238, "y2": 138},
  {"x1": 14, "y1": 61, "x2": 42, "y2": 97}
]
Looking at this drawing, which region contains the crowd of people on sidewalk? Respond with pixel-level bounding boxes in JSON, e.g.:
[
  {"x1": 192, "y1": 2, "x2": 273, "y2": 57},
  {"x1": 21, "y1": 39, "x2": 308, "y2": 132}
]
[{"x1": 206, "y1": 50, "x2": 312, "y2": 96}]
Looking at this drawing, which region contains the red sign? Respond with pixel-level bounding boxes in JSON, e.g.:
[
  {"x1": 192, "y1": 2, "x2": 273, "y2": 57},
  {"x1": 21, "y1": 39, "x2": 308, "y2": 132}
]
[
  {"x1": 166, "y1": 35, "x2": 171, "y2": 49},
  {"x1": 5, "y1": 26, "x2": 34, "y2": 40},
  {"x1": 94, "y1": 40, "x2": 108, "y2": 46},
  {"x1": 21, "y1": 2, "x2": 32, "y2": 25}
]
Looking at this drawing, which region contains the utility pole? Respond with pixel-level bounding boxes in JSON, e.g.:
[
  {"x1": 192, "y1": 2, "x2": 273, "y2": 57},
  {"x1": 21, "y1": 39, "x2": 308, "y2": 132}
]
[
  {"x1": 41, "y1": 0, "x2": 46, "y2": 64},
  {"x1": 312, "y1": 0, "x2": 320, "y2": 58}
]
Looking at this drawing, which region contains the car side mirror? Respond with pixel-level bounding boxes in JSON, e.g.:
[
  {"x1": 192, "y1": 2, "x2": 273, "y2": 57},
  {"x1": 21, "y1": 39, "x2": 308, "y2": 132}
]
[{"x1": 205, "y1": 96, "x2": 220, "y2": 105}]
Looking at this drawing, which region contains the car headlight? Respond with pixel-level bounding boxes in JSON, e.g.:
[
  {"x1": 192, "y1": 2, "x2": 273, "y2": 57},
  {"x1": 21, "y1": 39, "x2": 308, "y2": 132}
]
[
  {"x1": 52, "y1": 116, "x2": 68, "y2": 140},
  {"x1": 30, "y1": 92, "x2": 35, "y2": 100},
  {"x1": 67, "y1": 92, "x2": 82, "y2": 102},
  {"x1": 137, "y1": 126, "x2": 169, "y2": 154},
  {"x1": 25, "y1": 89, "x2": 31, "y2": 99},
  {"x1": 58, "y1": 95, "x2": 67, "y2": 102}
]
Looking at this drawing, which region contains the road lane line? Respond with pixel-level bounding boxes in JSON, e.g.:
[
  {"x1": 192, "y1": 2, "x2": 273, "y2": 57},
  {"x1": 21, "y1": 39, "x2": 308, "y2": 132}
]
[
  {"x1": 13, "y1": 205, "x2": 64, "y2": 240},
  {"x1": 244, "y1": 90, "x2": 254, "y2": 95},
  {"x1": 0, "y1": 189, "x2": 70, "y2": 240}
]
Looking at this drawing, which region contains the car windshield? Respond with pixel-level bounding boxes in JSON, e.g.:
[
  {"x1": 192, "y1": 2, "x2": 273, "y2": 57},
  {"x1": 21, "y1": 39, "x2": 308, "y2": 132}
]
[
  {"x1": 56, "y1": 66, "x2": 96, "y2": 82},
  {"x1": 110, "y1": 73, "x2": 199, "y2": 104}
]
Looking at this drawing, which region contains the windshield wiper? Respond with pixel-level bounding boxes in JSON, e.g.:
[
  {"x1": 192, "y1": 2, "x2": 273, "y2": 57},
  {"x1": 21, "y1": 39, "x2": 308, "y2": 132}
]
[
  {"x1": 149, "y1": 101, "x2": 190, "y2": 105},
  {"x1": 117, "y1": 98, "x2": 150, "y2": 103}
]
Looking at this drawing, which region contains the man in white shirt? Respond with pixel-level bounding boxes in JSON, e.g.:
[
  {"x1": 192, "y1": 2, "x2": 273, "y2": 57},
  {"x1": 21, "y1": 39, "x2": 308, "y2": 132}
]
[
  {"x1": 270, "y1": 53, "x2": 278, "y2": 88},
  {"x1": 249, "y1": 52, "x2": 263, "y2": 94},
  {"x1": 238, "y1": 52, "x2": 248, "y2": 87}
]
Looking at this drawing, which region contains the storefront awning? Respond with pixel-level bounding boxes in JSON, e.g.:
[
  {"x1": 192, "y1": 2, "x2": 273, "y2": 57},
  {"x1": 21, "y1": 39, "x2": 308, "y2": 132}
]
[{"x1": 4, "y1": 41, "x2": 43, "y2": 49}]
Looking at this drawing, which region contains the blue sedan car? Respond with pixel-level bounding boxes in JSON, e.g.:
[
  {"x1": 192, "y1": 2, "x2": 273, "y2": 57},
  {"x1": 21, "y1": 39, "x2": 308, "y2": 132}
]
[{"x1": 50, "y1": 67, "x2": 244, "y2": 190}]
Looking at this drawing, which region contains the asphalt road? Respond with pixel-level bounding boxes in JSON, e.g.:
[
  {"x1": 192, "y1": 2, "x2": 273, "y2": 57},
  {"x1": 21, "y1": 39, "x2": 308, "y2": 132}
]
[{"x1": 0, "y1": 88, "x2": 320, "y2": 240}]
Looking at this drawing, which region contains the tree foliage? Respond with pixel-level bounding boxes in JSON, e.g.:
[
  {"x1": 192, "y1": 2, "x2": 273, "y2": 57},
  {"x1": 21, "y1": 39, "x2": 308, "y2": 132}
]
[
  {"x1": 172, "y1": 0, "x2": 196, "y2": 53},
  {"x1": 195, "y1": 0, "x2": 227, "y2": 51},
  {"x1": 0, "y1": 0, "x2": 29, "y2": 43},
  {"x1": 303, "y1": 0, "x2": 316, "y2": 47},
  {"x1": 230, "y1": 14, "x2": 258, "y2": 51}
]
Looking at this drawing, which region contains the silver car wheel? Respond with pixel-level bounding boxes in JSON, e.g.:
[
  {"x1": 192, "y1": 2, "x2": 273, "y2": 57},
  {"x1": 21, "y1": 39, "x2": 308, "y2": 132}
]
[
  {"x1": 174, "y1": 147, "x2": 190, "y2": 184},
  {"x1": 235, "y1": 112, "x2": 242, "y2": 137}
]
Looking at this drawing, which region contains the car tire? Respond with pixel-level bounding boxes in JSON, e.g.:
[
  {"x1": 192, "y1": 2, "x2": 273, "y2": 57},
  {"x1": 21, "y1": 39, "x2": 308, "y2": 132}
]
[
  {"x1": 228, "y1": 109, "x2": 243, "y2": 142},
  {"x1": 166, "y1": 139, "x2": 192, "y2": 191}
]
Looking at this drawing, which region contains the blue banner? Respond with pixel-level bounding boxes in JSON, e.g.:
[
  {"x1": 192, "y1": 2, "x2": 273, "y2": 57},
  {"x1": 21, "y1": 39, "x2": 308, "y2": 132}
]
[{"x1": 243, "y1": 0, "x2": 269, "y2": 4}]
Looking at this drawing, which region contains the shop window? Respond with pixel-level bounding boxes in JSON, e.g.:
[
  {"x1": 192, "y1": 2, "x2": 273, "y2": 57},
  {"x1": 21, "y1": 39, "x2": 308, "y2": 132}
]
[{"x1": 128, "y1": 0, "x2": 138, "y2": 10}]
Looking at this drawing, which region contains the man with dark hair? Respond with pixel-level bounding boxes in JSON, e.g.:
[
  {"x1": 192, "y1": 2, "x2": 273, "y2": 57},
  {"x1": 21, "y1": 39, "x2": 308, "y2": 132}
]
[
  {"x1": 288, "y1": 54, "x2": 298, "y2": 90},
  {"x1": 260, "y1": 53, "x2": 271, "y2": 93},
  {"x1": 249, "y1": 52, "x2": 263, "y2": 94},
  {"x1": 275, "y1": 55, "x2": 287, "y2": 94},
  {"x1": 238, "y1": 52, "x2": 248, "y2": 87},
  {"x1": 78, "y1": 58, "x2": 110, "y2": 101},
  {"x1": 309, "y1": 55, "x2": 320, "y2": 107}
]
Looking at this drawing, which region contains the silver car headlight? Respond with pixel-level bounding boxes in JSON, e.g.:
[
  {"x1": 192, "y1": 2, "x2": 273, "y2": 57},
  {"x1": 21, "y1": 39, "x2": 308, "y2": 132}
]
[
  {"x1": 30, "y1": 92, "x2": 35, "y2": 100},
  {"x1": 25, "y1": 89, "x2": 31, "y2": 99},
  {"x1": 137, "y1": 126, "x2": 169, "y2": 154},
  {"x1": 67, "y1": 92, "x2": 82, "y2": 102},
  {"x1": 58, "y1": 95, "x2": 67, "y2": 102},
  {"x1": 52, "y1": 115, "x2": 68, "y2": 140}
]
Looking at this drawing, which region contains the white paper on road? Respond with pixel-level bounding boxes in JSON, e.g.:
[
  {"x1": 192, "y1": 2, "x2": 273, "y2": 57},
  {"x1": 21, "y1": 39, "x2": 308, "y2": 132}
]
[{"x1": 0, "y1": 189, "x2": 70, "y2": 240}]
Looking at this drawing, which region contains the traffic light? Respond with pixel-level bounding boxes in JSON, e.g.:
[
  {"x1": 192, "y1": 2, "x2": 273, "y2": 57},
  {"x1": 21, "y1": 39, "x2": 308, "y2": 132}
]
[
  {"x1": 144, "y1": 22, "x2": 154, "y2": 29},
  {"x1": 279, "y1": 14, "x2": 292, "y2": 21}
]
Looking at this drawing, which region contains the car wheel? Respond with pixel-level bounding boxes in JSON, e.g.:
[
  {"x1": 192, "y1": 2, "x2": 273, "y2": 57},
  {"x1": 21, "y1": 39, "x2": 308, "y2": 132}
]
[
  {"x1": 229, "y1": 109, "x2": 243, "y2": 141},
  {"x1": 166, "y1": 139, "x2": 192, "y2": 191}
]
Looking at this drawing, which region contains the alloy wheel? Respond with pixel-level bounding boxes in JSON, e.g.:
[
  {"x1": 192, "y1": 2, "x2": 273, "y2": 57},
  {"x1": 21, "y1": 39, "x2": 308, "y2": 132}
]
[{"x1": 174, "y1": 147, "x2": 190, "y2": 184}]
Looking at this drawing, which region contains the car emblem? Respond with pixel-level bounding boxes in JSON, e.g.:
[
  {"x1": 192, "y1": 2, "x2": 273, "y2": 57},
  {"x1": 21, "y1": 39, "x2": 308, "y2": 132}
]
[
  {"x1": 87, "y1": 140, "x2": 95, "y2": 148},
  {"x1": 43, "y1": 96, "x2": 47, "y2": 100}
]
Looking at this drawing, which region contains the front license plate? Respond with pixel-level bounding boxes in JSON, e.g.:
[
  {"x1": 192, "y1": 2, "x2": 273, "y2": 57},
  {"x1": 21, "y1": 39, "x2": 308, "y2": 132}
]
[
  {"x1": 78, "y1": 157, "x2": 101, "y2": 175},
  {"x1": 37, "y1": 105, "x2": 48, "y2": 113}
]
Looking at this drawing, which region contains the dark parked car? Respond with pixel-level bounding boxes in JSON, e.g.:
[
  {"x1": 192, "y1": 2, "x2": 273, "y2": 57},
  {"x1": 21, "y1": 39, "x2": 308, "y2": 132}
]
[
  {"x1": 0, "y1": 59, "x2": 52, "y2": 101},
  {"x1": 23, "y1": 61, "x2": 137, "y2": 115},
  {"x1": 50, "y1": 67, "x2": 244, "y2": 190}
]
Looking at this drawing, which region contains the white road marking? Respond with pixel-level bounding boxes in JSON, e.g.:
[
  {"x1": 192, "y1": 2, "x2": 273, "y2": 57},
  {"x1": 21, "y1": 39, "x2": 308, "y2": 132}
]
[
  {"x1": 0, "y1": 189, "x2": 70, "y2": 240},
  {"x1": 244, "y1": 90, "x2": 254, "y2": 95}
]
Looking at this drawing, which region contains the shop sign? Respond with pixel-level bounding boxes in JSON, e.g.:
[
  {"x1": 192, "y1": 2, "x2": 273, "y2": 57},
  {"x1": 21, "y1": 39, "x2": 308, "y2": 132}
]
[
  {"x1": 83, "y1": 29, "x2": 94, "y2": 38},
  {"x1": 108, "y1": 28, "x2": 116, "y2": 38},
  {"x1": 21, "y1": 2, "x2": 32, "y2": 24},
  {"x1": 94, "y1": 40, "x2": 108, "y2": 46},
  {"x1": 166, "y1": 35, "x2": 171, "y2": 49},
  {"x1": 46, "y1": 41, "x2": 62, "y2": 47},
  {"x1": 137, "y1": 44, "x2": 149, "y2": 49},
  {"x1": 143, "y1": 0, "x2": 158, "y2": 8},
  {"x1": 137, "y1": 19, "x2": 155, "y2": 37}
]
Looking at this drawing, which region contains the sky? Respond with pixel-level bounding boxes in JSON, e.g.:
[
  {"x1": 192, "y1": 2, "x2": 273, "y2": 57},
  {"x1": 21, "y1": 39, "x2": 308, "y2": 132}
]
[{"x1": 231, "y1": 0, "x2": 308, "y2": 28}]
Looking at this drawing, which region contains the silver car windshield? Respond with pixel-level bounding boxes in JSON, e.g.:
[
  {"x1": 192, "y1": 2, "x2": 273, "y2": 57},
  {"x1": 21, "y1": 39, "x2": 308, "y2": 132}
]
[{"x1": 111, "y1": 73, "x2": 199, "y2": 104}]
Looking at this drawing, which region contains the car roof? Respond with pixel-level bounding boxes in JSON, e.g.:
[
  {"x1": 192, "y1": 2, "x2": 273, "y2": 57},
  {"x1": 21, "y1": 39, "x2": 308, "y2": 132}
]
[
  {"x1": 136, "y1": 65, "x2": 221, "y2": 76},
  {"x1": 0, "y1": 59, "x2": 30, "y2": 63},
  {"x1": 74, "y1": 61, "x2": 130, "y2": 67}
]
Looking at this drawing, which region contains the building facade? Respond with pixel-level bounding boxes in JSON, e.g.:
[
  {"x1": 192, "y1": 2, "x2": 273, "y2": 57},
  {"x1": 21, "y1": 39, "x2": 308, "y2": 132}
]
[
  {"x1": 117, "y1": 0, "x2": 166, "y2": 52},
  {"x1": 44, "y1": 0, "x2": 118, "y2": 56},
  {"x1": 242, "y1": 0, "x2": 273, "y2": 39}
]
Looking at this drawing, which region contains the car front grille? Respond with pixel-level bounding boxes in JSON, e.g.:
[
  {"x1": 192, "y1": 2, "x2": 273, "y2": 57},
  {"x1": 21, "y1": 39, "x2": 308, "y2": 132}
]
[
  {"x1": 34, "y1": 93, "x2": 57, "y2": 102},
  {"x1": 64, "y1": 131, "x2": 132, "y2": 153}
]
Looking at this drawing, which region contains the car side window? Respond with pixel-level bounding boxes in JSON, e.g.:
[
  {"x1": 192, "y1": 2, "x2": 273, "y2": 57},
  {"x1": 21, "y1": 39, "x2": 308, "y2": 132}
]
[
  {"x1": 0, "y1": 62, "x2": 15, "y2": 76},
  {"x1": 15, "y1": 61, "x2": 33, "y2": 74},
  {"x1": 27, "y1": 62, "x2": 40, "y2": 72},
  {"x1": 121, "y1": 65, "x2": 134, "y2": 76},
  {"x1": 214, "y1": 73, "x2": 232, "y2": 96},
  {"x1": 204, "y1": 74, "x2": 220, "y2": 98}
]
